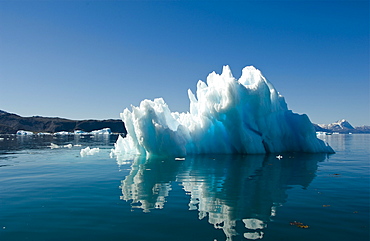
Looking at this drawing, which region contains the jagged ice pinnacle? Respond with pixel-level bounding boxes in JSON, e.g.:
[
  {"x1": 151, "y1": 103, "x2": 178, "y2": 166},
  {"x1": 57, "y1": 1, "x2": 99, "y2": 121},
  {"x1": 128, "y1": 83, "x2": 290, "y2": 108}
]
[{"x1": 112, "y1": 66, "x2": 334, "y2": 157}]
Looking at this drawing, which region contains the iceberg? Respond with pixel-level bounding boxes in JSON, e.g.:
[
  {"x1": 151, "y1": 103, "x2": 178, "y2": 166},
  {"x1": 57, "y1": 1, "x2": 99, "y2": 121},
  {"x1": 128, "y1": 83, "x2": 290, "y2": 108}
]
[
  {"x1": 90, "y1": 128, "x2": 112, "y2": 135},
  {"x1": 16, "y1": 130, "x2": 34, "y2": 135},
  {"x1": 74, "y1": 130, "x2": 87, "y2": 135},
  {"x1": 49, "y1": 143, "x2": 72, "y2": 149},
  {"x1": 112, "y1": 66, "x2": 334, "y2": 158},
  {"x1": 54, "y1": 131, "x2": 72, "y2": 135},
  {"x1": 37, "y1": 132, "x2": 52, "y2": 136},
  {"x1": 80, "y1": 147, "x2": 100, "y2": 157}
]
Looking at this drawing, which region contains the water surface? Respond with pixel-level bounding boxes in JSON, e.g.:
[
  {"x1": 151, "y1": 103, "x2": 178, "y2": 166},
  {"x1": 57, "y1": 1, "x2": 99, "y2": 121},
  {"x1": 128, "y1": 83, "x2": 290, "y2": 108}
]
[{"x1": 0, "y1": 134, "x2": 369, "y2": 240}]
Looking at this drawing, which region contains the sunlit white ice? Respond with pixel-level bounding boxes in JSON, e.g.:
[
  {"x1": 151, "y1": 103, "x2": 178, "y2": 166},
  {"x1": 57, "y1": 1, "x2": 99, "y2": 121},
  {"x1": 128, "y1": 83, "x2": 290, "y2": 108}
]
[
  {"x1": 80, "y1": 147, "x2": 100, "y2": 157},
  {"x1": 112, "y1": 66, "x2": 334, "y2": 158}
]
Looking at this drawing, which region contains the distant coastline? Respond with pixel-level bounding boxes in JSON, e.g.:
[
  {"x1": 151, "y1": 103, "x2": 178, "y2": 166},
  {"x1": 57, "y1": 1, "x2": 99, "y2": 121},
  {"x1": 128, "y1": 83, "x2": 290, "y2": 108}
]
[
  {"x1": 0, "y1": 110, "x2": 368, "y2": 135},
  {"x1": 0, "y1": 110, "x2": 126, "y2": 134}
]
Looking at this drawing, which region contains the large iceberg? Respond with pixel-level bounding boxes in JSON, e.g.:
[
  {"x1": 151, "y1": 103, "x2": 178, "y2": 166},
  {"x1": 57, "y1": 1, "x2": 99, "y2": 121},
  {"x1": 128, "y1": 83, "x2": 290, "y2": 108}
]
[{"x1": 112, "y1": 66, "x2": 334, "y2": 158}]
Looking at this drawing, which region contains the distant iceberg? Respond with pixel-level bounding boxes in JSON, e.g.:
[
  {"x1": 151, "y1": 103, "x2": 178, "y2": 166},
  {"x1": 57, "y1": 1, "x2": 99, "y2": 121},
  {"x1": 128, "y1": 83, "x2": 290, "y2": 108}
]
[
  {"x1": 16, "y1": 130, "x2": 34, "y2": 135},
  {"x1": 37, "y1": 132, "x2": 52, "y2": 136},
  {"x1": 54, "y1": 131, "x2": 72, "y2": 135},
  {"x1": 74, "y1": 128, "x2": 112, "y2": 135},
  {"x1": 74, "y1": 130, "x2": 87, "y2": 135},
  {"x1": 49, "y1": 143, "x2": 72, "y2": 149},
  {"x1": 112, "y1": 66, "x2": 334, "y2": 158},
  {"x1": 53, "y1": 128, "x2": 112, "y2": 135},
  {"x1": 14, "y1": 128, "x2": 113, "y2": 136},
  {"x1": 90, "y1": 128, "x2": 112, "y2": 135}
]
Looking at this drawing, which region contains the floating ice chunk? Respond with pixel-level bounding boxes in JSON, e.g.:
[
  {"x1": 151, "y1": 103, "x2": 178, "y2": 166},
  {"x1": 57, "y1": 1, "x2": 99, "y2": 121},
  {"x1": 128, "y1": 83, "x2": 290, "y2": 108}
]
[
  {"x1": 64, "y1": 144, "x2": 72, "y2": 148},
  {"x1": 50, "y1": 143, "x2": 60, "y2": 149},
  {"x1": 49, "y1": 143, "x2": 72, "y2": 149},
  {"x1": 74, "y1": 130, "x2": 87, "y2": 135},
  {"x1": 243, "y1": 218, "x2": 266, "y2": 230},
  {"x1": 244, "y1": 231, "x2": 264, "y2": 240},
  {"x1": 16, "y1": 130, "x2": 34, "y2": 135},
  {"x1": 80, "y1": 147, "x2": 100, "y2": 157},
  {"x1": 75, "y1": 128, "x2": 112, "y2": 135},
  {"x1": 54, "y1": 131, "x2": 72, "y2": 135},
  {"x1": 112, "y1": 66, "x2": 334, "y2": 158},
  {"x1": 37, "y1": 132, "x2": 52, "y2": 136},
  {"x1": 90, "y1": 128, "x2": 112, "y2": 135}
]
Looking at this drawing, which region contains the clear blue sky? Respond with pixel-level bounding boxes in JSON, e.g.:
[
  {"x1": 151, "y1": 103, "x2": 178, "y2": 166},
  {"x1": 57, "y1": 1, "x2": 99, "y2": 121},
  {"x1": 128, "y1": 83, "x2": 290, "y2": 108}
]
[{"x1": 1, "y1": 1, "x2": 369, "y2": 126}]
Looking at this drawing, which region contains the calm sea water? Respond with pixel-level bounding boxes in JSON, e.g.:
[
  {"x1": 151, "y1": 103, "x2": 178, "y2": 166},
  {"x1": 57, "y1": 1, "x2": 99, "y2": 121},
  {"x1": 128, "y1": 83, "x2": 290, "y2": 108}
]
[{"x1": 0, "y1": 134, "x2": 369, "y2": 241}]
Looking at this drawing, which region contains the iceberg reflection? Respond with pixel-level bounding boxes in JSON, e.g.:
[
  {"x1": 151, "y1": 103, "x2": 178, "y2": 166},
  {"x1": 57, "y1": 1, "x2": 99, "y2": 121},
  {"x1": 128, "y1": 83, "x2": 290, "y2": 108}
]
[
  {"x1": 119, "y1": 156, "x2": 180, "y2": 212},
  {"x1": 117, "y1": 153, "x2": 327, "y2": 240}
]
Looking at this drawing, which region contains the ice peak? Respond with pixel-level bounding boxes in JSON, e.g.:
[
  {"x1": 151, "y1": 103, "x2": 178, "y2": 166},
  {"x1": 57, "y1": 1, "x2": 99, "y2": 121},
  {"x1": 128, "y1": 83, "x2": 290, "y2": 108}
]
[
  {"x1": 238, "y1": 66, "x2": 264, "y2": 87},
  {"x1": 221, "y1": 65, "x2": 234, "y2": 79}
]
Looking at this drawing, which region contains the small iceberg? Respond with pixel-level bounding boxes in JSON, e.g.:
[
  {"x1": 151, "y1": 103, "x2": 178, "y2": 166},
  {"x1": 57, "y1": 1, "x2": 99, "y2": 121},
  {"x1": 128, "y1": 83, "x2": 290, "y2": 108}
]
[
  {"x1": 54, "y1": 131, "x2": 72, "y2": 135},
  {"x1": 37, "y1": 132, "x2": 52, "y2": 136},
  {"x1": 49, "y1": 143, "x2": 60, "y2": 149},
  {"x1": 16, "y1": 130, "x2": 34, "y2": 135},
  {"x1": 74, "y1": 130, "x2": 88, "y2": 135},
  {"x1": 80, "y1": 147, "x2": 100, "y2": 157},
  {"x1": 49, "y1": 143, "x2": 72, "y2": 149},
  {"x1": 90, "y1": 128, "x2": 112, "y2": 135}
]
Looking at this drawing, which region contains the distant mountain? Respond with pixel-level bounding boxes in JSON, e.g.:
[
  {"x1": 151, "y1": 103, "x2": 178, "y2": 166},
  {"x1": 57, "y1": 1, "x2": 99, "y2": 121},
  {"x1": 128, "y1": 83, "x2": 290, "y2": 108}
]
[
  {"x1": 314, "y1": 119, "x2": 370, "y2": 134},
  {"x1": 0, "y1": 110, "x2": 126, "y2": 134},
  {"x1": 318, "y1": 119, "x2": 354, "y2": 130}
]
